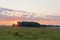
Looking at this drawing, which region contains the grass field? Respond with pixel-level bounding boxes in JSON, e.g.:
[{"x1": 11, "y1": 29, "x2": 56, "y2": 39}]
[{"x1": 0, "y1": 27, "x2": 60, "y2": 40}]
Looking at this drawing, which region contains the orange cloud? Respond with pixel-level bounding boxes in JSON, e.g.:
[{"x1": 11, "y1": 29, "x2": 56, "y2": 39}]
[{"x1": 0, "y1": 21, "x2": 17, "y2": 25}]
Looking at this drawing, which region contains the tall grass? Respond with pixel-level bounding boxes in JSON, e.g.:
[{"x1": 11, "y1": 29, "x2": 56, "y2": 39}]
[{"x1": 0, "y1": 27, "x2": 60, "y2": 40}]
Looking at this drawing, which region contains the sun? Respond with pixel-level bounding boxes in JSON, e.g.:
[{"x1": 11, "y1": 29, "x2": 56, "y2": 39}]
[{"x1": 13, "y1": 21, "x2": 18, "y2": 25}]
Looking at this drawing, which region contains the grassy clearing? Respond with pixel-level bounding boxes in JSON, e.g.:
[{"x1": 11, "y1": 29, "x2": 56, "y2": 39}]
[{"x1": 0, "y1": 27, "x2": 60, "y2": 40}]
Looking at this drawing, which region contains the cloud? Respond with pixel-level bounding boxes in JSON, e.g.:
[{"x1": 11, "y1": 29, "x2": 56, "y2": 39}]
[
  {"x1": 0, "y1": 7, "x2": 60, "y2": 21},
  {"x1": 0, "y1": 14, "x2": 9, "y2": 20},
  {"x1": 45, "y1": 15, "x2": 60, "y2": 20},
  {"x1": 0, "y1": 14, "x2": 19, "y2": 21},
  {"x1": 0, "y1": 12, "x2": 60, "y2": 21}
]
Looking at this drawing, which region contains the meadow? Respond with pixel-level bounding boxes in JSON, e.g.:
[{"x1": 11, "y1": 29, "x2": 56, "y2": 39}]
[{"x1": 0, "y1": 26, "x2": 60, "y2": 40}]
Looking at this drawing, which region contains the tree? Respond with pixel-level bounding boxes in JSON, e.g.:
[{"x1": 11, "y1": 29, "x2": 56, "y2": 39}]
[
  {"x1": 17, "y1": 22, "x2": 41, "y2": 27},
  {"x1": 12, "y1": 23, "x2": 17, "y2": 27}
]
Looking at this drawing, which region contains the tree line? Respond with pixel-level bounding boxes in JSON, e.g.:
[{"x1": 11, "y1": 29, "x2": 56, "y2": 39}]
[{"x1": 12, "y1": 21, "x2": 60, "y2": 27}]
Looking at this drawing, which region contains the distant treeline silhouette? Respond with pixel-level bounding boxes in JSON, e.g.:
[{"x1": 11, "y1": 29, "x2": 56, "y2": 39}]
[
  {"x1": 17, "y1": 22, "x2": 41, "y2": 27},
  {"x1": 12, "y1": 21, "x2": 60, "y2": 27}
]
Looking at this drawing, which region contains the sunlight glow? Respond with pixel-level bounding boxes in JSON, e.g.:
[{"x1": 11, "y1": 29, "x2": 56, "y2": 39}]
[{"x1": 13, "y1": 21, "x2": 18, "y2": 25}]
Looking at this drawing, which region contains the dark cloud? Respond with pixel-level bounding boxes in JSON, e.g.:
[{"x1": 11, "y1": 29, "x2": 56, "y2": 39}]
[
  {"x1": 0, "y1": 7, "x2": 13, "y2": 11},
  {"x1": 45, "y1": 15, "x2": 60, "y2": 20},
  {"x1": 0, "y1": 7, "x2": 60, "y2": 21}
]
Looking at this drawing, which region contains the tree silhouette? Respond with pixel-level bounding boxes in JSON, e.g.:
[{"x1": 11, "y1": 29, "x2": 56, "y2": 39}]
[{"x1": 17, "y1": 22, "x2": 41, "y2": 27}]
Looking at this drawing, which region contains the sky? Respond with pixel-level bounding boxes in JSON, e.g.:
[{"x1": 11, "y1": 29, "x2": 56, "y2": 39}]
[{"x1": 0, "y1": 0, "x2": 60, "y2": 25}]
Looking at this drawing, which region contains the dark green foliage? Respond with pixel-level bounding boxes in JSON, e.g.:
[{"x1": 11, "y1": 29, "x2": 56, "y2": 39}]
[
  {"x1": 17, "y1": 22, "x2": 41, "y2": 27},
  {"x1": 41, "y1": 25, "x2": 47, "y2": 28},
  {"x1": 14, "y1": 32, "x2": 24, "y2": 38},
  {"x1": 14, "y1": 32, "x2": 20, "y2": 36}
]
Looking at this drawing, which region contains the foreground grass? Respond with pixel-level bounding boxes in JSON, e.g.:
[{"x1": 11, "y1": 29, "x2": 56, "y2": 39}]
[{"x1": 0, "y1": 27, "x2": 60, "y2": 40}]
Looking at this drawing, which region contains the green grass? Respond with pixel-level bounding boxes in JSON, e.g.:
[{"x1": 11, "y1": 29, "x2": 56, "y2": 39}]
[{"x1": 0, "y1": 27, "x2": 60, "y2": 40}]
